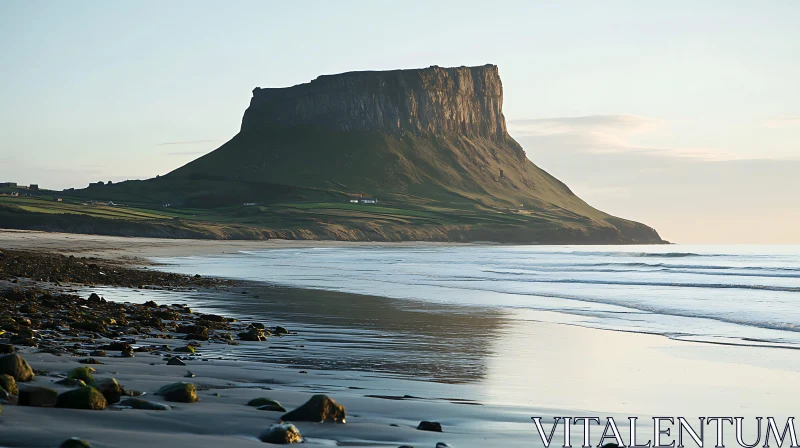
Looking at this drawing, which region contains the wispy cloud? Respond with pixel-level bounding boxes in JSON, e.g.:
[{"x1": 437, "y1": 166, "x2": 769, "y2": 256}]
[
  {"x1": 157, "y1": 139, "x2": 217, "y2": 146},
  {"x1": 508, "y1": 115, "x2": 738, "y2": 161},
  {"x1": 165, "y1": 151, "x2": 206, "y2": 156}
]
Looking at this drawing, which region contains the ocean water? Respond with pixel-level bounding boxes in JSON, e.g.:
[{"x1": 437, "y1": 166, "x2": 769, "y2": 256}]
[{"x1": 153, "y1": 244, "x2": 800, "y2": 350}]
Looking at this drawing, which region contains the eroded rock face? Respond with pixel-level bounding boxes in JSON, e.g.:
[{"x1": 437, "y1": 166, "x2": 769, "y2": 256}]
[{"x1": 242, "y1": 65, "x2": 507, "y2": 140}]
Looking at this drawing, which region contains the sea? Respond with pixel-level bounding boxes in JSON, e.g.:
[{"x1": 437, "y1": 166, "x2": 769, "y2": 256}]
[{"x1": 151, "y1": 244, "x2": 800, "y2": 350}]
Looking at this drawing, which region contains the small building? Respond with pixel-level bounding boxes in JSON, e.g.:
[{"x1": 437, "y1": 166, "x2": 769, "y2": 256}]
[
  {"x1": 29, "y1": 184, "x2": 39, "y2": 191},
  {"x1": 243, "y1": 202, "x2": 257, "y2": 206},
  {"x1": 54, "y1": 196, "x2": 62, "y2": 202},
  {"x1": 10, "y1": 191, "x2": 19, "y2": 197},
  {"x1": 359, "y1": 198, "x2": 378, "y2": 204},
  {"x1": 0, "y1": 182, "x2": 17, "y2": 188},
  {"x1": 349, "y1": 199, "x2": 359, "y2": 203}
]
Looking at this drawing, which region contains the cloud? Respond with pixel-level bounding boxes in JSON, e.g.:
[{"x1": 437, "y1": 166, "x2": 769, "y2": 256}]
[
  {"x1": 508, "y1": 115, "x2": 738, "y2": 161},
  {"x1": 165, "y1": 151, "x2": 206, "y2": 156},
  {"x1": 157, "y1": 139, "x2": 217, "y2": 146}
]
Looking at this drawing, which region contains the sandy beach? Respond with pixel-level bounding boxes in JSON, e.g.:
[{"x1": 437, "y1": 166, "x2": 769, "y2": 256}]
[{"x1": 2, "y1": 230, "x2": 799, "y2": 447}]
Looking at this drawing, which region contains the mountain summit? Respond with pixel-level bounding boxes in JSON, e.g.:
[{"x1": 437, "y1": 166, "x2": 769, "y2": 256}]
[
  {"x1": 241, "y1": 65, "x2": 508, "y2": 139},
  {"x1": 12, "y1": 65, "x2": 662, "y2": 243}
]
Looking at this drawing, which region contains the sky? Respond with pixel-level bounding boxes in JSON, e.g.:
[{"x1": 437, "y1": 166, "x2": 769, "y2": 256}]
[{"x1": 1, "y1": 0, "x2": 798, "y2": 243}]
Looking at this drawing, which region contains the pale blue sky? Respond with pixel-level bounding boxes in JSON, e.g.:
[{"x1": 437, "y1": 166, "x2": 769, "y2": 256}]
[{"x1": 1, "y1": 1, "x2": 798, "y2": 242}]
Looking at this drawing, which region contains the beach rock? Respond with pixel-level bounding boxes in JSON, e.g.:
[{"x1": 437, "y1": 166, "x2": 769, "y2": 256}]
[
  {"x1": 239, "y1": 327, "x2": 268, "y2": 341},
  {"x1": 18, "y1": 386, "x2": 58, "y2": 407},
  {"x1": 436, "y1": 444, "x2": 452, "y2": 448},
  {"x1": 417, "y1": 421, "x2": 443, "y2": 432},
  {"x1": 96, "y1": 378, "x2": 127, "y2": 404},
  {"x1": 0, "y1": 374, "x2": 18, "y2": 396},
  {"x1": 155, "y1": 382, "x2": 199, "y2": 403},
  {"x1": 185, "y1": 326, "x2": 210, "y2": 341},
  {"x1": 167, "y1": 357, "x2": 186, "y2": 366},
  {"x1": 55, "y1": 378, "x2": 88, "y2": 387},
  {"x1": 174, "y1": 345, "x2": 195, "y2": 354},
  {"x1": 118, "y1": 397, "x2": 171, "y2": 410},
  {"x1": 248, "y1": 397, "x2": 286, "y2": 412},
  {"x1": 199, "y1": 313, "x2": 226, "y2": 323},
  {"x1": 0, "y1": 353, "x2": 35, "y2": 381},
  {"x1": 59, "y1": 438, "x2": 92, "y2": 448},
  {"x1": 68, "y1": 366, "x2": 96, "y2": 384},
  {"x1": 106, "y1": 341, "x2": 132, "y2": 351},
  {"x1": 9, "y1": 336, "x2": 37, "y2": 347},
  {"x1": 89, "y1": 350, "x2": 106, "y2": 357},
  {"x1": 281, "y1": 394, "x2": 345, "y2": 423},
  {"x1": 72, "y1": 320, "x2": 107, "y2": 333},
  {"x1": 118, "y1": 397, "x2": 171, "y2": 411},
  {"x1": 0, "y1": 344, "x2": 14, "y2": 354},
  {"x1": 273, "y1": 326, "x2": 289, "y2": 335},
  {"x1": 79, "y1": 358, "x2": 104, "y2": 365},
  {"x1": 56, "y1": 387, "x2": 107, "y2": 410},
  {"x1": 258, "y1": 423, "x2": 304, "y2": 444},
  {"x1": 87, "y1": 292, "x2": 104, "y2": 304}
]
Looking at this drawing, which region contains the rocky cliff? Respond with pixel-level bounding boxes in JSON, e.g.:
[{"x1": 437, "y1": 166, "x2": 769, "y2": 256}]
[{"x1": 241, "y1": 64, "x2": 508, "y2": 140}]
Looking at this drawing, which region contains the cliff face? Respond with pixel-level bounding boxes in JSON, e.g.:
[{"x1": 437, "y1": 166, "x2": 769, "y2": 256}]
[{"x1": 241, "y1": 64, "x2": 507, "y2": 140}]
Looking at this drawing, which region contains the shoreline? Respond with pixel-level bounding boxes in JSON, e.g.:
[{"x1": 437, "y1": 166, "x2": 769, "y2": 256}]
[{"x1": 2, "y1": 230, "x2": 800, "y2": 447}]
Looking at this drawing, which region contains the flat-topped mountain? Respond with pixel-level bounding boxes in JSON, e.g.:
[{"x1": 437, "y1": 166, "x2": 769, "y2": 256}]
[
  {"x1": 2, "y1": 65, "x2": 664, "y2": 243},
  {"x1": 242, "y1": 65, "x2": 508, "y2": 139}
]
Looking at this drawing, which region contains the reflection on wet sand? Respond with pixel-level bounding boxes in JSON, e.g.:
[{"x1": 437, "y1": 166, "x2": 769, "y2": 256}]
[{"x1": 84, "y1": 282, "x2": 510, "y2": 384}]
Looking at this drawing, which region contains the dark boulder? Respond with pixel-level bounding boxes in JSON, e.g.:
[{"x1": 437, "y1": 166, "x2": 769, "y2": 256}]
[
  {"x1": 259, "y1": 423, "x2": 304, "y2": 444},
  {"x1": 87, "y1": 293, "x2": 105, "y2": 304},
  {"x1": 0, "y1": 344, "x2": 14, "y2": 354},
  {"x1": 56, "y1": 387, "x2": 107, "y2": 410},
  {"x1": 96, "y1": 378, "x2": 127, "y2": 404},
  {"x1": 0, "y1": 354, "x2": 35, "y2": 382},
  {"x1": 18, "y1": 386, "x2": 58, "y2": 407},
  {"x1": 239, "y1": 327, "x2": 268, "y2": 341},
  {"x1": 155, "y1": 382, "x2": 199, "y2": 403},
  {"x1": 248, "y1": 397, "x2": 286, "y2": 412},
  {"x1": 417, "y1": 421, "x2": 443, "y2": 432},
  {"x1": 281, "y1": 394, "x2": 345, "y2": 423},
  {"x1": 166, "y1": 357, "x2": 186, "y2": 366}
]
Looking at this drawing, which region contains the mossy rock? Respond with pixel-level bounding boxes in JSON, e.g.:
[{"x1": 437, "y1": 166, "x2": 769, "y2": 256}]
[
  {"x1": 259, "y1": 423, "x2": 303, "y2": 444},
  {"x1": 0, "y1": 354, "x2": 34, "y2": 382},
  {"x1": 174, "y1": 345, "x2": 195, "y2": 354},
  {"x1": 155, "y1": 382, "x2": 199, "y2": 403},
  {"x1": 56, "y1": 387, "x2": 107, "y2": 410},
  {"x1": 0, "y1": 374, "x2": 18, "y2": 396},
  {"x1": 59, "y1": 438, "x2": 92, "y2": 448},
  {"x1": 67, "y1": 367, "x2": 96, "y2": 385},
  {"x1": 281, "y1": 394, "x2": 345, "y2": 423},
  {"x1": 248, "y1": 397, "x2": 286, "y2": 412}
]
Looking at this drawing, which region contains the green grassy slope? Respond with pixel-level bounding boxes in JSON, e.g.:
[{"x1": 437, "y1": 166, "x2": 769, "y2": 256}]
[{"x1": 0, "y1": 127, "x2": 664, "y2": 243}]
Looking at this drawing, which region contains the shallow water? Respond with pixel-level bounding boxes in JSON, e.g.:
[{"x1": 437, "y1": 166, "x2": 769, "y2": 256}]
[
  {"x1": 81, "y1": 243, "x2": 800, "y2": 415},
  {"x1": 152, "y1": 244, "x2": 800, "y2": 349}
]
